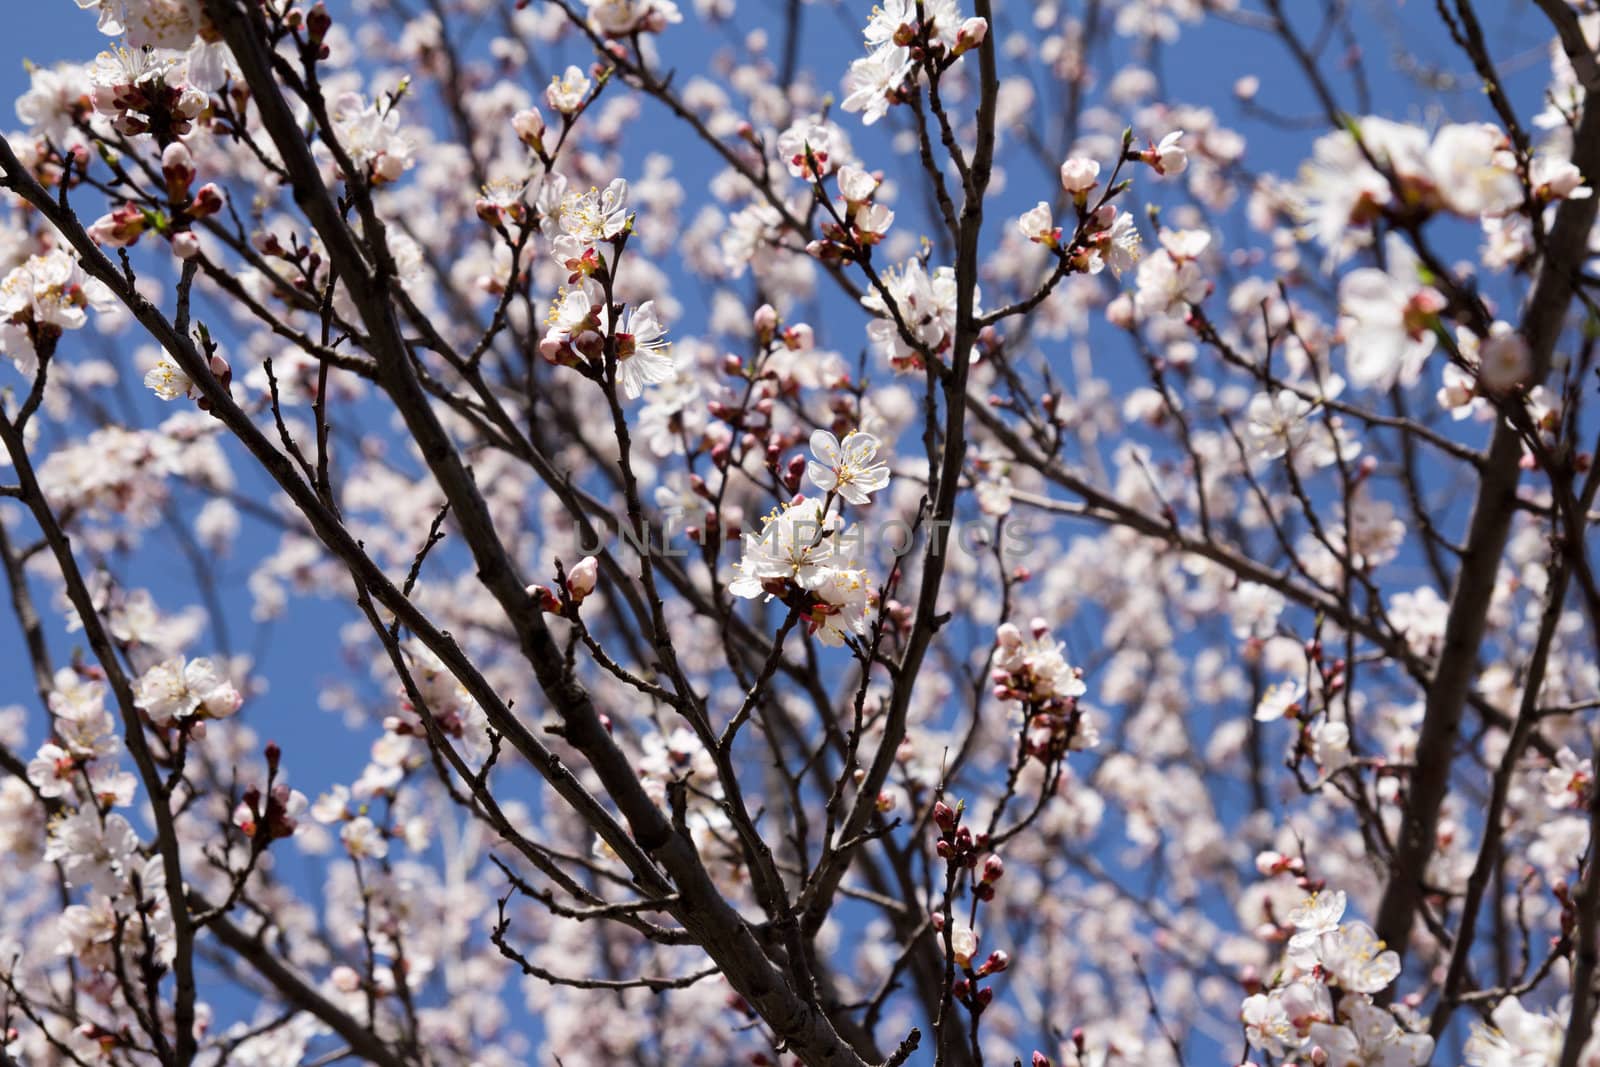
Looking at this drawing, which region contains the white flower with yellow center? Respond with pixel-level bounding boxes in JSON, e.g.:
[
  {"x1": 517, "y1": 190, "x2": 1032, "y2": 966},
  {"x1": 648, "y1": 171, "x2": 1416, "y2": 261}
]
[{"x1": 806, "y1": 429, "x2": 890, "y2": 505}]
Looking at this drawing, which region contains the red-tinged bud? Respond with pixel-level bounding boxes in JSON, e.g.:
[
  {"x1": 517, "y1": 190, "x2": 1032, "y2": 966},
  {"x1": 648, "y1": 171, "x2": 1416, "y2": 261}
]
[
  {"x1": 88, "y1": 203, "x2": 147, "y2": 248},
  {"x1": 935, "y1": 839, "x2": 953, "y2": 859},
  {"x1": 981, "y1": 854, "x2": 1004, "y2": 883},
  {"x1": 974, "y1": 986, "x2": 993, "y2": 1010},
  {"x1": 209, "y1": 352, "x2": 232, "y2": 388},
  {"x1": 711, "y1": 442, "x2": 731, "y2": 467},
  {"x1": 265, "y1": 741, "x2": 281, "y2": 774},
  {"x1": 783, "y1": 454, "x2": 806, "y2": 493},
  {"x1": 162, "y1": 142, "x2": 195, "y2": 195},
  {"x1": 172, "y1": 231, "x2": 201, "y2": 259},
  {"x1": 306, "y1": 1, "x2": 332, "y2": 41},
  {"x1": 974, "y1": 882, "x2": 994, "y2": 901},
  {"x1": 573, "y1": 329, "x2": 604, "y2": 360},
  {"x1": 933, "y1": 799, "x2": 958, "y2": 833},
  {"x1": 525, "y1": 583, "x2": 561, "y2": 613},
  {"x1": 876, "y1": 791, "x2": 895, "y2": 813},
  {"x1": 1072, "y1": 1028, "x2": 1087, "y2": 1051},
  {"x1": 538, "y1": 335, "x2": 572, "y2": 366},
  {"x1": 1032, "y1": 1053, "x2": 1052, "y2": 1067},
  {"x1": 722, "y1": 354, "x2": 744, "y2": 376},
  {"x1": 951, "y1": 978, "x2": 969, "y2": 1003},
  {"x1": 952, "y1": 16, "x2": 988, "y2": 55},
  {"x1": 190, "y1": 183, "x2": 225, "y2": 219}
]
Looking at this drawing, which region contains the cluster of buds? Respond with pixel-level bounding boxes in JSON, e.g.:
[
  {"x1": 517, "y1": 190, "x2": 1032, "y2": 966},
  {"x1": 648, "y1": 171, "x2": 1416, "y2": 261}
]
[
  {"x1": 475, "y1": 177, "x2": 531, "y2": 231},
  {"x1": 232, "y1": 781, "x2": 305, "y2": 841},
  {"x1": 1303, "y1": 638, "x2": 1347, "y2": 702},
  {"x1": 812, "y1": 166, "x2": 894, "y2": 260},
  {"x1": 288, "y1": 2, "x2": 335, "y2": 58},
  {"x1": 707, "y1": 403, "x2": 779, "y2": 467},
  {"x1": 250, "y1": 227, "x2": 326, "y2": 294},
  {"x1": 91, "y1": 48, "x2": 208, "y2": 143},
  {"x1": 24, "y1": 140, "x2": 92, "y2": 191},
  {"x1": 880, "y1": 8, "x2": 988, "y2": 64},
  {"x1": 669, "y1": 472, "x2": 734, "y2": 548},
  {"x1": 231, "y1": 744, "x2": 305, "y2": 843},
  {"x1": 932, "y1": 798, "x2": 984, "y2": 867},
  {"x1": 746, "y1": 304, "x2": 826, "y2": 385},
  {"x1": 527, "y1": 555, "x2": 600, "y2": 614},
  {"x1": 90, "y1": 143, "x2": 223, "y2": 258},
  {"x1": 949, "y1": 940, "x2": 1008, "y2": 1009}
]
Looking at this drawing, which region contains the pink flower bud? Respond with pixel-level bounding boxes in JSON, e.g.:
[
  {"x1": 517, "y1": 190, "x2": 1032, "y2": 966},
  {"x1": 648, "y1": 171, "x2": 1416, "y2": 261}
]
[
  {"x1": 1059, "y1": 157, "x2": 1100, "y2": 195},
  {"x1": 190, "y1": 183, "x2": 226, "y2": 219},
  {"x1": 753, "y1": 303, "x2": 779, "y2": 342},
  {"x1": 525, "y1": 583, "x2": 560, "y2": 613},
  {"x1": 566, "y1": 555, "x2": 599, "y2": 602},
  {"x1": 512, "y1": 107, "x2": 546, "y2": 148}
]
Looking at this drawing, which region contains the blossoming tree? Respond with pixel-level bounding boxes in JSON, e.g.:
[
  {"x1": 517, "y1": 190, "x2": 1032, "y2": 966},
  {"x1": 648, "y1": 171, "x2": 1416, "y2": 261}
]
[{"x1": 2, "y1": 0, "x2": 1600, "y2": 1064}]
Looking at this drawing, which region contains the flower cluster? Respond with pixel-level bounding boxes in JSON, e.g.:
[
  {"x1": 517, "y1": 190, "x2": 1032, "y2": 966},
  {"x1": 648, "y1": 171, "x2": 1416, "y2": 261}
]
[
  {"x1": 861, "y1": 258, "x2": 977, "y2": 372},
  {"x1": 728, "y1": 429, "x2": 892, "y2": 646},
  {"x1": 1241, "y1": 888, "x2": 1431, "y2": 1065},
  {"x1": 0, "y1": 249, "x2": 115, "y2": 372},
  {"x1": 993, "y1": 618, "x2": 1093, "y2": 760},
  {"x1": 840, "y1": 0, "x2": 988, "y2": 126},
  {"x1": 538, "y1": 179, "x2": 676, "y2": 399}
]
